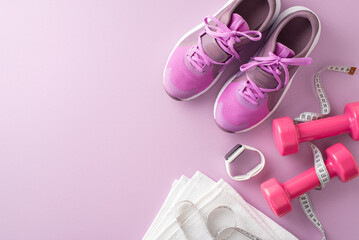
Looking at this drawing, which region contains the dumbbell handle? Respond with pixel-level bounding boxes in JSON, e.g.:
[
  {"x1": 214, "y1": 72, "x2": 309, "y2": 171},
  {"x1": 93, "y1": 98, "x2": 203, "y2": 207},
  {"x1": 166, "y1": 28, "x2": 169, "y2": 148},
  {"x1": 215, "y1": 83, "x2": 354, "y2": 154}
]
[
  {"x1": 283, "y1": 160, "x2": 337, "y2": 199},
  {"x1": 297, "y1": 114, "x2": 350, "y2": 142}
]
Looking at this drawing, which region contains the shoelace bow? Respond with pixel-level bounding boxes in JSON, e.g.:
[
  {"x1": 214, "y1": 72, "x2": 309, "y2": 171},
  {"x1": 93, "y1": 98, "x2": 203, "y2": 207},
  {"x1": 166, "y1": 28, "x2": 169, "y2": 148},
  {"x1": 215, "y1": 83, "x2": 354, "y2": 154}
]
[
  {"x1": 187, "y1": 16, "x2": 262, "y2": 72},
  {"x1": 239, "y1": 52, "x2": 312, "y2": 105}
]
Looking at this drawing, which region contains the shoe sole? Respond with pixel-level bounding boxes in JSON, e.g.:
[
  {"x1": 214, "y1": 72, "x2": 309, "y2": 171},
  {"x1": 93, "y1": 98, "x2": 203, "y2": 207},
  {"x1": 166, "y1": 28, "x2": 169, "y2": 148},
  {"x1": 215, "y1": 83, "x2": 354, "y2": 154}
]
[
  {"x1": 213, "y1": 6, "x2": 321, "y2": 133},
  {"x1": 163, "y1": 0, "x2": 281, "y2": 101}
]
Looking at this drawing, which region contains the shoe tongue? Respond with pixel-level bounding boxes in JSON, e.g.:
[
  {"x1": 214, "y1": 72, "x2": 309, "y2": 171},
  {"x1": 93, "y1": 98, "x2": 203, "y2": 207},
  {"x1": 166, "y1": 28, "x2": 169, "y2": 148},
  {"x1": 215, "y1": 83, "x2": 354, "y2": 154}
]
[
  {"x1": 274, "y1": 42, "x2": 295, "y2": 58},
  {"x1": 201, "y1": 14, "x2": 250, "y2": 63},
  {"x1": 228, "y1": 13, "x2": 250, "y2": 32},
  {"x1": 245, "y1": 43, "x2": 295, "y2": 90}
]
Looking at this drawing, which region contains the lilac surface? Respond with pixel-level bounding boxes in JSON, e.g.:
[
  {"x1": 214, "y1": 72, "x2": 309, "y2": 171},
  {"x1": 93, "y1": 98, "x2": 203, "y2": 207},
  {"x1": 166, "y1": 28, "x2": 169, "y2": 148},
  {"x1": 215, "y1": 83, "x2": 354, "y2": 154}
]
[{"x1": 0, "y1": 0, "x2": 358, "y2": 239}]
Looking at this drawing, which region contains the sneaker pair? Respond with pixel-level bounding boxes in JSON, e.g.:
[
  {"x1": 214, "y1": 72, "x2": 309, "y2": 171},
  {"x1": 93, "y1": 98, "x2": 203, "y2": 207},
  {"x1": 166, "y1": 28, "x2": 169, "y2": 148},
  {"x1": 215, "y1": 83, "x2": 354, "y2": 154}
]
[{"x1": 163, "y1": 0, "x2": 321, "y2": 133}]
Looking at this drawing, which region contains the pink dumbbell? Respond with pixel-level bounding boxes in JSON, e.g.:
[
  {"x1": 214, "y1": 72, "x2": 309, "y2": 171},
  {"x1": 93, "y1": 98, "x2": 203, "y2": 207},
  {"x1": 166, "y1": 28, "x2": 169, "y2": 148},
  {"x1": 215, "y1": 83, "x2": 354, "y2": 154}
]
[
  {"x1": 261, "y1": 143, "x2": 359, "y2": 217},
  {"x1": 273, "y1": 101, "x2": 359, "y2": 156}
]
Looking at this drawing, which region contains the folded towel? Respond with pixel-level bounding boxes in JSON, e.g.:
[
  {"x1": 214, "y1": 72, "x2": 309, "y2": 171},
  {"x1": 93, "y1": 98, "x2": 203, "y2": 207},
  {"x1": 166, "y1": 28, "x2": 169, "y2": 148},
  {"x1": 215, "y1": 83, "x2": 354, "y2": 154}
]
[{"x1": 143, "y1": 172, "x2": 297, "y2": 240}]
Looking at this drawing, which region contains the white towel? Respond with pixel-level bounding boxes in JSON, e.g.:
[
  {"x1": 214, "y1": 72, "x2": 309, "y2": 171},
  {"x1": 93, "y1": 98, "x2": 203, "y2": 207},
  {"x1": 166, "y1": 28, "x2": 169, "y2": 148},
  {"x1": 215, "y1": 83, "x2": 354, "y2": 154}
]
[{"x1": 143, "y1": 172, "x2": 297, "y2": 240}]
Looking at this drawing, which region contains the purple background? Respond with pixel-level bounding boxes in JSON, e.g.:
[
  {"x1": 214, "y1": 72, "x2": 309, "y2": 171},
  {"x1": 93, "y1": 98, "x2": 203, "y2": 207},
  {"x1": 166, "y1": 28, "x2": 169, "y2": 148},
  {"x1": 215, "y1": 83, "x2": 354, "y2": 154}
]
[{"x1": 0, "y1": 0, "x2": 358, "y2": 239}]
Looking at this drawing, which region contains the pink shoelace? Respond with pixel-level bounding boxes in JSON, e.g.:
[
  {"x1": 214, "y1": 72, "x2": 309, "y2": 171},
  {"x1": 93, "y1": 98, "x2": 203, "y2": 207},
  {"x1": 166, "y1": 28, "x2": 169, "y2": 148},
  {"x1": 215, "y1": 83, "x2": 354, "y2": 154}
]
[
  {"x1": 239, "y1": 52, "x2": 312, "y2": 105},
  {"x1": 187, "y1": 16, "x2": 262, "y2": 72}
]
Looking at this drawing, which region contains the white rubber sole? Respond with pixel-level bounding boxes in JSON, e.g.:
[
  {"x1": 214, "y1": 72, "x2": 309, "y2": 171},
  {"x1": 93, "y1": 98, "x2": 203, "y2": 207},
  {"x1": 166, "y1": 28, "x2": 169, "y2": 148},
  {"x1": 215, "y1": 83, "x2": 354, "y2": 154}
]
[
  {"x1": 214, "y1": 6, "x2": 321, "y2": 133},
  {"x1": 163, "y1": 0, "x2": 281, "y2": 101}
]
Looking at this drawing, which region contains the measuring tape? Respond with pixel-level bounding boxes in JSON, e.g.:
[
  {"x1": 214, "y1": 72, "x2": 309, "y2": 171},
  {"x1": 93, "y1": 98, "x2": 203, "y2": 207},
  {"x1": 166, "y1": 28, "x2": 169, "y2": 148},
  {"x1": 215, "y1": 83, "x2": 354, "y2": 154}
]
[{"x1": 294, "y1": 65, "x2": 357, "y2": 240}]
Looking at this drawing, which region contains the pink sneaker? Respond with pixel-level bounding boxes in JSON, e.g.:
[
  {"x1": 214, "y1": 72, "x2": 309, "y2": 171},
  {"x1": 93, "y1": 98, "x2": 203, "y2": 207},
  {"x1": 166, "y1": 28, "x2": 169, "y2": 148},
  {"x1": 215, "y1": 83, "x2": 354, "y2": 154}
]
[
  {"x1": 214, "y1": 6, "x2": 321, "y2": 133},
  {"x1": 163, "y1": 0, "x2": 281, "y2": 101}
]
